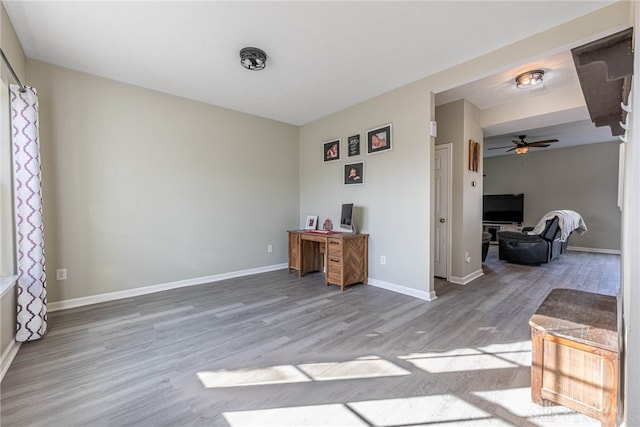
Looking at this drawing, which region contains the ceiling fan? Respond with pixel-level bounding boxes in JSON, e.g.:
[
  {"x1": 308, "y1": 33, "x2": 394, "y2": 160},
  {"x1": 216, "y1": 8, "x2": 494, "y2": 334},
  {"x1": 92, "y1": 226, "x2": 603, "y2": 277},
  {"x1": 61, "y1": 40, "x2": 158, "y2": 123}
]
[{"x1": 489, "y1": 135, "x2": 559, "y2": 154}]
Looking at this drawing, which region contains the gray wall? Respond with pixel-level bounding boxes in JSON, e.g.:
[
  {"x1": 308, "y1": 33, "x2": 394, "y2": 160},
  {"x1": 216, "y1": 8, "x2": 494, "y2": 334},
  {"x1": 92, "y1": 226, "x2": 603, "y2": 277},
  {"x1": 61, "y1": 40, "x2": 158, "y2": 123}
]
[
  {"x1": 299, "y1": 82, "x2": 433, "y2": 298},
  {"x1": 435, "y1": 100, "x2": 484, "y2": 282},
  {"x1": 28, "y1": 60, "x2": 300, "y2": 303},
  {"x1": 483, "y1": 141, "x2": 621, "y2": 251}
]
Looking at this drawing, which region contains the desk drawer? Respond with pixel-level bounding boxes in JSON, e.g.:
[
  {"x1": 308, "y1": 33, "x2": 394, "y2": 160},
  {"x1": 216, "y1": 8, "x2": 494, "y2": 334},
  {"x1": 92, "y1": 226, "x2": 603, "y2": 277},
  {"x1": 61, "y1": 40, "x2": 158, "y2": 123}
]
[
  {"x1": 327, "y1": 262, "x2": 343, "y2": 284},
  {"x1": 327, "y1": 238, "x2": 343, "y2": 257},
  {"x1": 302, "y1": 234, "x2": 328, "y2": 243}
]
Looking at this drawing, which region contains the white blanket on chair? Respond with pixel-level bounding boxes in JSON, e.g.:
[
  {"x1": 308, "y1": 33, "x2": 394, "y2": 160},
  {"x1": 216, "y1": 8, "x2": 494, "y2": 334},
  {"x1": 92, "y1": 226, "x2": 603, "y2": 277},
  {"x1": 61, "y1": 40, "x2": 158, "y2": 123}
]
[{"x1": 529, "y1": 210, "x2": 587, "y2": 242}]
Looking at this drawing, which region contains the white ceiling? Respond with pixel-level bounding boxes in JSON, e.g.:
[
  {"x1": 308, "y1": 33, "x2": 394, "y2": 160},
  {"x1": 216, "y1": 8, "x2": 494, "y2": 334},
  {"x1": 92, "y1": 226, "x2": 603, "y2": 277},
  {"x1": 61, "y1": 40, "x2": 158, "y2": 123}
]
[{"x1": 3, "y1": 0, "x2": 614, "y2": 126}]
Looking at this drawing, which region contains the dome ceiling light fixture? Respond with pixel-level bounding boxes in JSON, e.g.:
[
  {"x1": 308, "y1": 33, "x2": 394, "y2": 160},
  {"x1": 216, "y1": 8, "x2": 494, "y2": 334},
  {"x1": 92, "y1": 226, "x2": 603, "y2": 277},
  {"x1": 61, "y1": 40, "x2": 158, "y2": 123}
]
[
  {"x1": 515, "y1": 69, "x2": 544, "y2": 88},
  {"x1": 240, "y1": 47, "x2": 267, "y2": 71}
]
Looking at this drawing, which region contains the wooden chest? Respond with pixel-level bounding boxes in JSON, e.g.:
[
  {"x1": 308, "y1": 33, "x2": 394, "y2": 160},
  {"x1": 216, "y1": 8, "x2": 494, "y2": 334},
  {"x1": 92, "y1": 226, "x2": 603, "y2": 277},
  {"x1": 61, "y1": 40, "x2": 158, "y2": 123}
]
[{"x1": 529, "y1": 288, "x2": 618, "y2": 426}]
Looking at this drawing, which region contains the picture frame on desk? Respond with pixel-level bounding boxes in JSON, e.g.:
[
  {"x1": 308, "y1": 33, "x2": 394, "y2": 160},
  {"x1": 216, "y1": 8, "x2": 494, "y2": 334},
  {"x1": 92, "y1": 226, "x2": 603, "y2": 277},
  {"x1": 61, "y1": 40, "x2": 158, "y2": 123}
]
[{"x1": 305, "y1": 215, "x2": 318, "y2": 230}]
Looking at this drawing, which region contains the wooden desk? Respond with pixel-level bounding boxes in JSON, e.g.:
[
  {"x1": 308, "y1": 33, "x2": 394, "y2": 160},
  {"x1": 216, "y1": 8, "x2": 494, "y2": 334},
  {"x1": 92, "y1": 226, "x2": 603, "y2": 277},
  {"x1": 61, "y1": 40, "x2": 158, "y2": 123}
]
[
  {"x1": 529, "y1": 288, "x2": 618, "y2": 426},
  {"x1": 288, "y1": 230, "x2": 368, "y2": 292}
]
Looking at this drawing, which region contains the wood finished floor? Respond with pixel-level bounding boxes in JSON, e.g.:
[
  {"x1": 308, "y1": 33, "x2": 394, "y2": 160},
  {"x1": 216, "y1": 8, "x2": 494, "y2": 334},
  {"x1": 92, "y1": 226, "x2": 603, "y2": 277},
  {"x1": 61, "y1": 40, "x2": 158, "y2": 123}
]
[{"x1": 1, "y1": 247, "x2": 620, "y2": 427}]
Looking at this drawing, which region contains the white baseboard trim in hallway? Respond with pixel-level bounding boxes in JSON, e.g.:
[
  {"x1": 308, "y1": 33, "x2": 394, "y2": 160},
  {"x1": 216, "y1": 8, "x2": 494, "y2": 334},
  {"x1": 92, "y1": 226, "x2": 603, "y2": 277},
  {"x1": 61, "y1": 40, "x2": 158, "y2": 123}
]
[
  {"x1": 368, "y1": 278, "x2": 437, "y2": 301},
  {"x1": 0, "y1": 339, "x2": 21, "y2": 383},
  {"x1": 449, "y1": 268, "x2": 484, "y2": 285},
  {"x1": 568, "y1": 246, "x2": 621, "y2": 255},
  {"x1": 48, "y1": 263, "x2": 288, "y2": 312}
]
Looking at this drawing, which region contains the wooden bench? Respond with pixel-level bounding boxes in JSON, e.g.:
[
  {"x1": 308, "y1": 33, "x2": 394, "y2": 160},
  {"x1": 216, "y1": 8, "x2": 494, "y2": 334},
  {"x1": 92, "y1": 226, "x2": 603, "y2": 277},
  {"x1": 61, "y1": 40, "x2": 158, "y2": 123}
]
[{"x1": 529, "y1": 288, "x2": 618, "y2": 426}]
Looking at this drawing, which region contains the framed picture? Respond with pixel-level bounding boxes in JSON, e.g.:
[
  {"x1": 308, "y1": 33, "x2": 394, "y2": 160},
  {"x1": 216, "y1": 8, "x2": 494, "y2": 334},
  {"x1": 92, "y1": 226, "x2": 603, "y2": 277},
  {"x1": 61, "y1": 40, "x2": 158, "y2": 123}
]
[
  {"x1": 344, "y1": 161, "x2": 365, "y2": 186},
  {"x1": 305, "y1": 215, "x2": 318, "y2": 230},
  {"x1": 348, "y1": 134, "x2": 360, "y2": 156},
  {"x1": 469, "y1": 139, "x2": 480, "y2": 172},
  {"x1": 367, "y1": 124, "x2": 392, "y2": 154},
  {"x1": 323, "y1": 139, "x2": 340, "y2": 162}
]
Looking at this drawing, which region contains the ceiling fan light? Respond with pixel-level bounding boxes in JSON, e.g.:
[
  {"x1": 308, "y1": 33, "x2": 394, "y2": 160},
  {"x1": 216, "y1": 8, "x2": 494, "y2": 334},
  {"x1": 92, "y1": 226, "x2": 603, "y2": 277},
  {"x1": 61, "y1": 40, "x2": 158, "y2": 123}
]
[
  {"x1": 516, "y1": 70, "x2": 544, "y2": 88},
  {"x1": 515, "y1": 146, "x2": 529, "y2": 154}
]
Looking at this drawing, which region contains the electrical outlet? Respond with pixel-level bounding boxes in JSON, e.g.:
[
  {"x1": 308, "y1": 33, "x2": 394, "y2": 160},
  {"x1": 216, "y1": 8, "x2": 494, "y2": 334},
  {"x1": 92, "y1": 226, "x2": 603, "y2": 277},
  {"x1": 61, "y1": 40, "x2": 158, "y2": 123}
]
[
  {"x1": 267, "y1": 244, "x2": 273, "y2": 253},
  {"x1": 56, "y1": 268, "x2": 67, "y2": 281},
  {"x1": 380, "y1": 255, "x2": 386, "y2": 265}
]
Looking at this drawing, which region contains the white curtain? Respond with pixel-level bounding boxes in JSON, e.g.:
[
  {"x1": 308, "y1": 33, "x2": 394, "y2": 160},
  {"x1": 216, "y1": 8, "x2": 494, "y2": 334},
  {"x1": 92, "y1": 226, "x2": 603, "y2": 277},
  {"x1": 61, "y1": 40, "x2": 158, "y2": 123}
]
[{"x1": 11, "y1": 85, "x2": 47, "y2": 342}]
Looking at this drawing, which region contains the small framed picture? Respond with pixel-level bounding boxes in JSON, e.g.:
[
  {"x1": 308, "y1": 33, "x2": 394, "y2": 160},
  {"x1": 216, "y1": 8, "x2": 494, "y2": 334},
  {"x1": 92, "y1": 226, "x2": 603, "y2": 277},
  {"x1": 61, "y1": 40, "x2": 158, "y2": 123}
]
[
  {"x1": 348, "y1": 134, "x2": 360, "y2": 156},
  {"x1": 305, "y1": 215, "x2": 318, "y2": 230},
  {"x1": 323, "y1": 139, "x2": 340, "y2": 162},
  {"x1": 367, "y1": 124, "x2": 392, "y2": 154},
  {"x1": 344, "y1": 161, "x2": 365, "y2": 186}
]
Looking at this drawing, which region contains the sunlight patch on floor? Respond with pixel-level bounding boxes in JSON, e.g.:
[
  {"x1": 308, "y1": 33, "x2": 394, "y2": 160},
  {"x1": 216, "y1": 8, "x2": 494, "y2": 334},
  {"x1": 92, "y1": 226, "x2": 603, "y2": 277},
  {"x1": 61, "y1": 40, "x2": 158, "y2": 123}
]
[
  {"x1": 474, "y1": 387, "x2": 600, "y2": 426},
  {"x1": 223, "y1": 395, "x2": 499, "y2": 427},
  {"x1": 349, "y1": 394, "x2": 492, "y2": 426},
  {"x1": 197, "y1": 365, "x2": 311, "y2": 388},
  {"x1": 298, "y1": 355, "x2": 410, "y2": 381},
  {"x1": 223, "y1": 404, "x2": 368, "y2": 427},
  {"x1": 398, "y1": 341, "x2": 531, "y2": 373},
  {"x1": 198, "y1": 356, "x2": 409, "y2": 388}
]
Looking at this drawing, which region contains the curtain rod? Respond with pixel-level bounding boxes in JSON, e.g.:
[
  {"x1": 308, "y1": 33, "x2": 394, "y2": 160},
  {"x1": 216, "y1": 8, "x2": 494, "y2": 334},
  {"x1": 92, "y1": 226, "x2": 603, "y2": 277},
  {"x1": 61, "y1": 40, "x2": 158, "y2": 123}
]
[{"x1": 0, "y1": 48, "x2": 27, "y2": 93}]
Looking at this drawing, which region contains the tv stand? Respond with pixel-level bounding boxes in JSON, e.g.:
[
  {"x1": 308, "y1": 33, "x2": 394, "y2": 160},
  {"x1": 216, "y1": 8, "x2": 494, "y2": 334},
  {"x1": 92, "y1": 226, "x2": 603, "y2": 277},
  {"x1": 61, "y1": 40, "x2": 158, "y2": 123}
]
[{"x1": 483, "y1": 222, "x2": 522, "y2": 243}]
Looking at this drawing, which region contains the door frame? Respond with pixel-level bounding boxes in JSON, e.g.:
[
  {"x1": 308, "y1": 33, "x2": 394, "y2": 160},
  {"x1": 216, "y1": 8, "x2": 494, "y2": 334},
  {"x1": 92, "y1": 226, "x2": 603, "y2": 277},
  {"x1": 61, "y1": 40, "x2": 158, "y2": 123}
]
[{"x1": 435, "y1": 143, "x2": 452, "y2": 281}]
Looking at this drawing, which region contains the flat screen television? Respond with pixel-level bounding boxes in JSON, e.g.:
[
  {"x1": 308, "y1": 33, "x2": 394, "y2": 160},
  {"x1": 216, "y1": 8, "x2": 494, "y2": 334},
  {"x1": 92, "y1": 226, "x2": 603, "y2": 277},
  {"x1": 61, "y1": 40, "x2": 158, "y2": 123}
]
[{"x1": 483, "y1": 194, "x2": 524, "y2": 224}]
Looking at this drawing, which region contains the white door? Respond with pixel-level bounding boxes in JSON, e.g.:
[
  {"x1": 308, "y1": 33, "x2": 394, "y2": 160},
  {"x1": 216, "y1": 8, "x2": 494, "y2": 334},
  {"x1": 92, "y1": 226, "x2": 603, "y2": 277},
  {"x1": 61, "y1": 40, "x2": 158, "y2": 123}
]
[{"x1": 434, "y1": 144, "x2": 451, "y2": 279}]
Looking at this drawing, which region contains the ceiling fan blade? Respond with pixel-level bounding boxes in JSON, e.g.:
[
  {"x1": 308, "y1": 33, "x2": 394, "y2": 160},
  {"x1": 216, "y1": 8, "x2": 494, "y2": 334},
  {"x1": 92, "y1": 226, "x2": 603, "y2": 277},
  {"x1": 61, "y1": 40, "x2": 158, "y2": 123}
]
[
  {"x1": 528, "y1": 139, "x2": 558, "y2": 146},
  {"x1": 488, "y1": 145, "x2": 514, "y2": 150},
  {"x1": 505, "y1": 147, "x2": 517, "y2": 152},
  {"x1": 529, "y1": 143, "x2": 551, "y2": 148}
]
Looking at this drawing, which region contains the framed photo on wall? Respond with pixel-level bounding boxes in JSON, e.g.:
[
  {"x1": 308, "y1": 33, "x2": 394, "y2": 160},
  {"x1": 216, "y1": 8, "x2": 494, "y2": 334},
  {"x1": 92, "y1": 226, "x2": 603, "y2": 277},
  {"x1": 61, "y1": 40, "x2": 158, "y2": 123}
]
[
  {"x1": 323, "y1": 139, "x2": 340, "y2": 162},
  {"x1": 468, "y1": 139, "x2": 480, "y2": 172},
  {"x1": 348, "y1": 134, "x2": 360, "y2": 156},
  {"x1": 344, "y1": 161, "x2": 365, "y2": 186},
  {"x1": 367, "y1": 124, "x2": 392, "y2": 154}
]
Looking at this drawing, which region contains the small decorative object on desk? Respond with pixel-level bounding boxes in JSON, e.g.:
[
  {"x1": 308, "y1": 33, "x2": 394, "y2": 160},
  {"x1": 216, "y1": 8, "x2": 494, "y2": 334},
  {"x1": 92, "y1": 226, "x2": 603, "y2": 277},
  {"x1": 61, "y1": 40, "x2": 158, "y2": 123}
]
[
  {"x1": 323, "y1": 218, "x2": 333, "y2": 231},
  {"x1": 305, "y1": 215, "x2": 318, "y2": 230}
]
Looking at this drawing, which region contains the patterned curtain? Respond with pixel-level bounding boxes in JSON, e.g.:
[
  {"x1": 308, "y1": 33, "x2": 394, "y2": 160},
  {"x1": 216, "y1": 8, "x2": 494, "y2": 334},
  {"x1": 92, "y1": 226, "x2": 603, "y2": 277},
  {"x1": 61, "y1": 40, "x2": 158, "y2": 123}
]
[{"x1": 11, "y1": 85, "x2": 47, "y2": 342}]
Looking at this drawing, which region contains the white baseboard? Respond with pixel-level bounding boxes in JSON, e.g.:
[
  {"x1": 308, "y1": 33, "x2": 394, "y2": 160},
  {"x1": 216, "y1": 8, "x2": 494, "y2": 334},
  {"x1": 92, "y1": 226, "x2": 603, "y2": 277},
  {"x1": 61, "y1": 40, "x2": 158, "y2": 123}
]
[
  {"x1": 0, "y1": 339, "x2": 21, "y2": 383},
  {"x1": 48, "y1": 263, "x2": 288, "y2": 312},
  {"x1": 567, "y1": 246, "x2": 621, "y2": 255},
  {"x1": 449, "y1": 268, "x2": 484, "y2": 285},
  {"x1": 368, "y1": 278, "x2": 437, "y2": 301}
]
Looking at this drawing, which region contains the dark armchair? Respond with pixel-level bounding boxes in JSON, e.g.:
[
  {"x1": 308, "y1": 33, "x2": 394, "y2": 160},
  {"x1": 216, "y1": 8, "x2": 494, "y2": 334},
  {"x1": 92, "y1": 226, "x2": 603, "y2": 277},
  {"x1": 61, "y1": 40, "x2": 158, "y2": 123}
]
[{"x1": 498, "y1": 216, "x2": 562, "y2": 265}]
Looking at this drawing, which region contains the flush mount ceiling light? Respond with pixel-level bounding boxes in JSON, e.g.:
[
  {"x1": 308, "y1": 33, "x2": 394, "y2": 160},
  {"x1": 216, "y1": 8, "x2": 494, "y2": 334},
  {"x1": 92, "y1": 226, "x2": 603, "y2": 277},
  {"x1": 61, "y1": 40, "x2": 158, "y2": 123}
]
[
  {"x1": 240, "y1": 47, "x2": 267, "y2": 71},
  {"x1": 515, "y1": 70, "x2": 544, "y2": 88}
]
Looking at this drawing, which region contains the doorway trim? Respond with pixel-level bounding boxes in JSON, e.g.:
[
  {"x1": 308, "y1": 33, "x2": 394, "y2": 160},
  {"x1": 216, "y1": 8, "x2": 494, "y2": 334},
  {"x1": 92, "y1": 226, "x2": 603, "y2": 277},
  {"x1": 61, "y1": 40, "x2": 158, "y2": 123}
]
[{"x1": 435, "y1": 143, "x2": 452, "y2": 282}]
